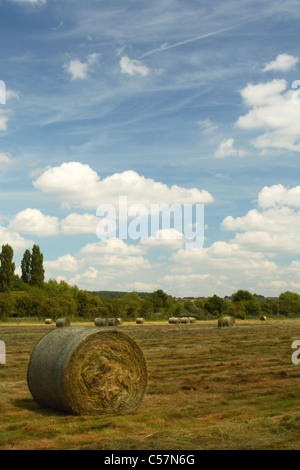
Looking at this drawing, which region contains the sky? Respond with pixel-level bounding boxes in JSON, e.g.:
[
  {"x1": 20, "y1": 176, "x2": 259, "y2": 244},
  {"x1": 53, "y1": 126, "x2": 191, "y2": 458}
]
[{"x1": 0, "y1": 0, "x2": 300, "y2": 297}]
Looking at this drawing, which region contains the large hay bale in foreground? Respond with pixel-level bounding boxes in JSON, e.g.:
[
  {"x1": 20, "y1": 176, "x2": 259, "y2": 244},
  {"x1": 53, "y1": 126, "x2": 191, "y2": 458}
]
[
  {"x1": 27, "y1": 326, "x2": 147, "y2": 416},
  {"x1": 260, "y1": 316, "x2": 267, "y2": 321},
  {"x1": 94, "y1": 318, "x2": 108, "y2": 327},
  {"x1": 107, "y1": 317, "x2": 123, "y2": 327},
  {"x1": 168, "y1": 317, "x2": 180, "y2": 324},
  {"x1": 188, "y1": 317, "x2": 196, "y2": 323},
  {"x1": 136, "y1": 318, "x2": 145, "y2": 324},
  {"x1": 218, "y1": 316, "x2": 235, "y2": 328},
  {"x1": 56, "y1": 318, "x2": 70, "y2": 328},
  {"x1": 45, "y1": 319, "x2": 52, "y2": 325},
  {"x1": 180, "y1": 317, "x2": 189, "y2": 324}
]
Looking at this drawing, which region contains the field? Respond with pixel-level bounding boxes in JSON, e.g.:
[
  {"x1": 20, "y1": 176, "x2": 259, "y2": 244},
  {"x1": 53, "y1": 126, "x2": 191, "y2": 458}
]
[{"x1": 1, "y1": 319, "x2": 300, "y2": 450}]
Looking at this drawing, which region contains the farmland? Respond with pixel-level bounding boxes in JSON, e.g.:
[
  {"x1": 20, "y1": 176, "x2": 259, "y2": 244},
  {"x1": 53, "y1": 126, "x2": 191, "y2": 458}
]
[{"x1": 1, "y1": 319, "x2": 300, "y2": 450}]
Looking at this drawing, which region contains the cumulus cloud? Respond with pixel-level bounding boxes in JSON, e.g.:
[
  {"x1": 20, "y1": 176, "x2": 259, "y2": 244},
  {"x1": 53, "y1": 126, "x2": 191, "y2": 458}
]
[
  {"x1": 236, "y1": 79, "x2": 300, "y2": 151},
  {"x1": 64, "y1": 53, "x2": 100, "y2": 80},
  {"x1": 60, "y1": 213, "x2": 99, "y2": 234},
  {"x1": 77, "y1": 239, "x2": 149, "y2": 269},
  {"x1": 0, "y1": 226, "x2": 33, "y2": 253},
  {"x1": 214, "y1": 138, "x2": 247, "y2": 158},
  {"x1": 263, "y1": 53, "x2": 299, "y2": 72},
  {"x1": 8, "y1": 208, "x2": 59, "y2": 237},
  {"x1": 33, "y1": 162, "x2": 214, "y2": 209},
  {"x1": 221, "y1": 183, "x2": 300, "y2": 254},
  {"x1": 120, "y1": 56, "x2": 149, "y2": 76},
  {"x1": 44, "y1": 254, "x2": 78, "y2": 273},
  {"x1": 257, "y1": 184, "x2": 300, "y2": 209}
]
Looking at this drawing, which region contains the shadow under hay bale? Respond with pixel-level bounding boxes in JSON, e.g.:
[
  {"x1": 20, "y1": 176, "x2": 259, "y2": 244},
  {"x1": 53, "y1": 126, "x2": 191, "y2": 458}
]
[
  {"x1": 218, "y1": 316, "x2": 235, "y2": 328},
  {"x1": 107, "y1": 318, "x2": 123, "y2": 327},
  {"x1": 56, "y1": 318, "x2": 70, "y2": 328},
  {"x1": 94, "y1": 318, "x2": 108, "y2": 327},
  {"x1": 27, "y1": 326, "x2": 147, "y2": 416},
  {"x1": 136, "y1": 318, "x2": 145, "y2": 324},
  {"x1": 45, "y1": 319, "x2": 52, "y2": 325},
  {"x1": 168, "y1": 317, "x2": 180, "y2": 324}
]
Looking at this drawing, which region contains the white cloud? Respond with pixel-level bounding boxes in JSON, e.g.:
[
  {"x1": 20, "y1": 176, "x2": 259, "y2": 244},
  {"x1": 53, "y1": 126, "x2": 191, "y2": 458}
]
[
  {"x1": 198, "y1": 119, "x2": 218, "y2": 133},
  {"x1": 45, "y1": 254, "x2": 78, "y2": 273},
  {"x1": 120, "y1": 56, "x2": 149, "y2": 76},
  {"x1": 9, "y1": 0, "x2": 46, "y2": 4},
  {"x1": 140, "y1": 228, "x2": 185, "y2": 251},
  {"x1": 60, "y1": 213, "x2": 99, "y2": 234},
  {"x1": 0, "y1": 110, "x2": 9, "y2": 131},
  {"x1": 221, "y1": 183, "x2": 300, "y2": 255},
  {"x1": 214, "y1": 138, "x2": 247, "y2": 158},
  {"x1": 263, "y1": 53, "x2": 299, "y2": 72},
  {"x1": 257, "y1": 184, "x2": 300, "y2": 209},
  {"x1": 5, "y1": 89, "x2": 19, "y2": 101},
  {"x1": 0, "y1": 226, "x2": 33, "y2": 253},
  {"x1": 0, "y1": 152, "x2": 13, "y2": 165},
  {"x1": 33, "y1": 162, "x2": 214, "y2": 209},
  {"x1": 236, "y1": 79, "x2": 300, "y2": 151},
  {"x1": 64, "y1": 53, "x2": 100, "y2": 80},
  {"x1": 8, "y1": 208, "x2": 59, "y2": 237}
]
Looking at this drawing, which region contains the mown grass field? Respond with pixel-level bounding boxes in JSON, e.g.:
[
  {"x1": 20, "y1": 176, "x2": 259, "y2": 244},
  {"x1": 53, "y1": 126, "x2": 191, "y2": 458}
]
[{"x1": 1, "y1": 319, "x2": 300, "y2": 450}]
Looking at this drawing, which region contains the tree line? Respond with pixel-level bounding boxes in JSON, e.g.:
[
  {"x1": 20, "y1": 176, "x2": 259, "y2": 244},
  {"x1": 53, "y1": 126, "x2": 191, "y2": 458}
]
[{"x1": 0, "y1": 244, "x2": 299, "y2": 320}]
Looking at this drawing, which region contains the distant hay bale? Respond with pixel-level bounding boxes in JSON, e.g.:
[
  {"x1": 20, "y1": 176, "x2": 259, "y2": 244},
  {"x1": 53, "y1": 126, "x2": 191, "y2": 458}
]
[
  {"x1": 94, "y1": 318, "x2": 108, "y2": 327},
  {"x1": 168, "y1": 317, "x2": 180, "y2": 324},
  {"x1": 45, "y1": 319, "x2": 52, "y2": 325},
  {"x1": 260, "y1": 316, "x2": 267, "y2": 321},
  {"x1": 188, "y1": 317, "x2": 196, "y2": 323},
  {"x1": 107, "y1": 318, "x2": 123, "y2": 327},
  {"x1": 136, "y1": 318, "x2": 145, "y2": 324},
  {"x1": 56, "y1": 318, "x2": 70, "y2": 328},
  {"x1": 218, "y1": 316, "x2": 235, "y2": 328},
  {"x1": 27, "y1": 326, "x2": 147, "y2": 416},
  {"x1": 180, "y1": 317, "x2": 189, "y2": 324}
]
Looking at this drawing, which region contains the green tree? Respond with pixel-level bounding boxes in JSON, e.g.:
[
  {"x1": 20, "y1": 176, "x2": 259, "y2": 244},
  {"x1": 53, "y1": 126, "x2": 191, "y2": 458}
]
[
  {"x1": 21, "y1": 249, "x2": 31, "y2": 283},
  {"x1": 231, "y1": 290, "x2": 260, "y2": 317},
  {"x1": 278, "y1": 291, "x2": 300, "y2": 315},
  {"x1": 204, "y1": 295, "x2": 224, "y2": 316},
  {"x1": 30, "y1": 245, "x2": 45, "y2": 288},
  {"x1": 0, "y1": 244, "x2": 15, "y2": 292}
]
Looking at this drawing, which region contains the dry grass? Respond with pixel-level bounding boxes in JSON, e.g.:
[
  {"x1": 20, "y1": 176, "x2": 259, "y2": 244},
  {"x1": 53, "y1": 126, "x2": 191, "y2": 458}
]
[{"x1": 1, "y1": 319, "x2": 300, "y2": 449}]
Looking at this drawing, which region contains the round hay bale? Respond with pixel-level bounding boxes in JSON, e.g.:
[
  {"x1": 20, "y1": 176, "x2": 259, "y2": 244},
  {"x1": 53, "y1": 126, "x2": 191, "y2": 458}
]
[
  {"x1": 56, "y1": 318, "x2": 70, "y2": 328},
  {"x1": 136, "y1": 318, "x2": 145, "y2": 324},
  {"x1": 45, "y1": 319, "x2": 52, "y2": 325},
  {"x1": 188, "y1": 317, "x2": 196, "y2": 323},
  {"x1": 218, "y1": 316, "x2": 235, "y2": 328},
  {"x1": 107, "y1": 317, "x2": 123, "y2": 327},
  {"x1": 180, "y1": 317, "x2": 189, "y2": 324},
  {"x1": 94, "y1": 318, "x2": 108, "y2": 327},
  {"x1": 260, "y1": 316, "x2": 267, "y2": 321},
  {"x1": 27, "y1": 326, "x2": 147, "y2": 416},
  {"x1": 168, "y1": 317, "x2": 180, "y2": 324}
]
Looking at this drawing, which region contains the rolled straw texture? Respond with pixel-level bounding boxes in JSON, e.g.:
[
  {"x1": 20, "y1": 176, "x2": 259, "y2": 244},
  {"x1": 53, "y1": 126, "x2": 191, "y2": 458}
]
[
  {"x1": 56, "y1": 318, "x2": 70, "y2": 328},
  {"x1": 94, "y1": 318, "x2": 108, "y2": 327},
  {"x1": 27, "y1": 326, "x2": 147, "y2": 416}
]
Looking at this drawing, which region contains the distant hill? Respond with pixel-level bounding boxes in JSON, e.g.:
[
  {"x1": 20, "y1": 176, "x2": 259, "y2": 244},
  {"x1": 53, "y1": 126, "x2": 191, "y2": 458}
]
[{"x1": 88, "y1": 290, "x2": 151, "y2": 300}]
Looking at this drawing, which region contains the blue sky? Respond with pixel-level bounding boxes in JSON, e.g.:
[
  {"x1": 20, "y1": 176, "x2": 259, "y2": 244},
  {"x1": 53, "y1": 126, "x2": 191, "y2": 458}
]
[{"x1": 0, "y1": 0, "x2": 300, "y2": 297}]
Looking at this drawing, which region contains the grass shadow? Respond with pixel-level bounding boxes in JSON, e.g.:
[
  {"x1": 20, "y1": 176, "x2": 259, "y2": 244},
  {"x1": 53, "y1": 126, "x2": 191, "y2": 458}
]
[{"x1": 11, "y1": 398, "x2": 70, "y2": 417}]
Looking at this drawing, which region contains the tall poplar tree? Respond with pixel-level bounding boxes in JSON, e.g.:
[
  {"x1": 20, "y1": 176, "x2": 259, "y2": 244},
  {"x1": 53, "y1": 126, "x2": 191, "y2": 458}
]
[
  {"x1": 0, "y1": 244, "x2": 15, "y2": 292},
  {"x1": 21, "y1": 249, "x2": 31, "y2": 283},
  {"x1": 30, "y1": 244, "x2": 45, "y2": 288}
]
